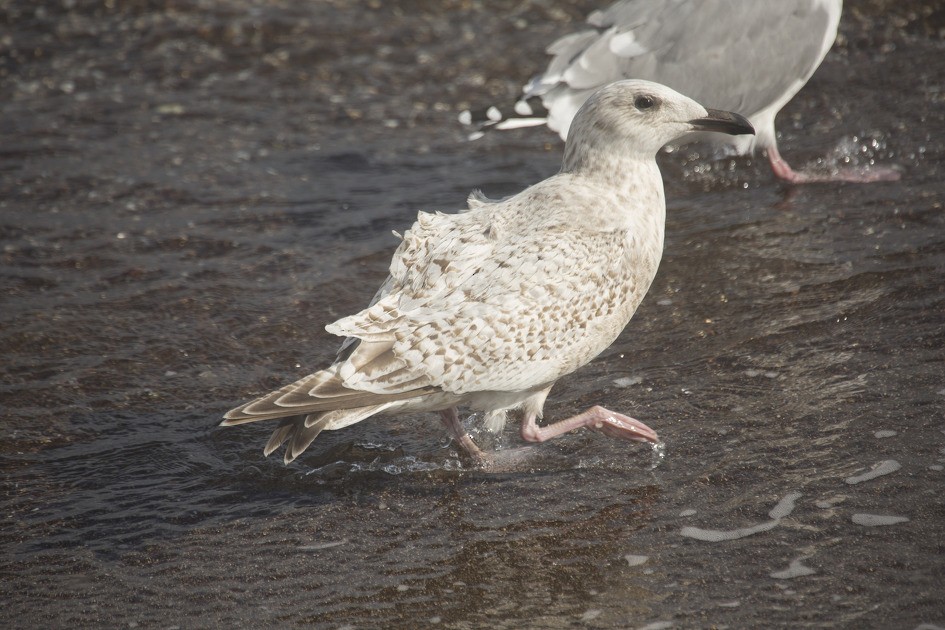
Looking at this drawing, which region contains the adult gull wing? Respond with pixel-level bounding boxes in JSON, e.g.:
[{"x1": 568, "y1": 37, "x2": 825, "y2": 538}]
[
  {"x1": 223, "y1": 80, "x2": 754, "y2": 466},
  {"x1": 462, "y1": 0, "x2": 899, "y2": 184}
]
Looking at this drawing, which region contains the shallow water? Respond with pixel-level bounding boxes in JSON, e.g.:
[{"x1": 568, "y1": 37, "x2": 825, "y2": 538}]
[{"x1": 2, "y1": 1, "x2": 944, "y2": 628}]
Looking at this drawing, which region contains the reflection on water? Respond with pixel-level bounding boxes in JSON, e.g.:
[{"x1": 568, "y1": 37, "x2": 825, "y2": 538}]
[{"x1": 3, "y1": 0, "x2": 945, "y2": 628}]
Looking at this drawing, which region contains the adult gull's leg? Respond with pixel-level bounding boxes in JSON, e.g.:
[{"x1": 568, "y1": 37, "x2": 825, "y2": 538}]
[{"x1": 767, "y1": 144, "x2": 901, "y2": 184}]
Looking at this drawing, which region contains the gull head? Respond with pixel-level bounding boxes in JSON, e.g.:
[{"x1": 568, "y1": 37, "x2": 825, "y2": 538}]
[{"x1": 563, "y1": 80, "x2": 754, "y2": 168}]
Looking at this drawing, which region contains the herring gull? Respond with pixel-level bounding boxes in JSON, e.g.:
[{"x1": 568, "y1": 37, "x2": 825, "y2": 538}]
[
  {"x1": 461, "y1": 0, "x2": 898, "y2": 184},
  {"x1": 222, "y1": 80, "x2": 754, "y2": 465}
]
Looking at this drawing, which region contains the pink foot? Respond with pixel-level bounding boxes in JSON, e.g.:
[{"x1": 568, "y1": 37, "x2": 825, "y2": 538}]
[
  {"x1": 768, "y1": 146, "x2": 901, "y2": 184},
  {"x1": 520, "y1": 405, "x2": 659, "y2": 445}
]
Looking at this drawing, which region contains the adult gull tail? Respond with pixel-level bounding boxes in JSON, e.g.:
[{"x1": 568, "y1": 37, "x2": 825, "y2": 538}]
[
  {"x1": 223, "y1": 80, "x2": 754, "y2": 466},
  {"x1": 461, "y1": 0, "x2": 899, "y2": 184}
]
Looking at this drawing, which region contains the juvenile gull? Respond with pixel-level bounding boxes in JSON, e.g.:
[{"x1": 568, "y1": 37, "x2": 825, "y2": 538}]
[
  {"x1": 462, "y1": 0, "x2": 898, "y2": 184},
  {"x1": 222, "y1": 80, "x2": 753, "y2": 465}
]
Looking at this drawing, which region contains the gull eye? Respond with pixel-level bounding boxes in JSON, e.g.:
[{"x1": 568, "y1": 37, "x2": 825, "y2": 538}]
[{"x1": 634, "y1": 95, "x2": 655, "y2": 111}]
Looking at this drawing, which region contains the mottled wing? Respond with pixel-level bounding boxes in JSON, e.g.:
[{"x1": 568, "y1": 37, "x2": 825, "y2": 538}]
[
  {"x1": 329, "y1": 209, "x2": 640, "y2": 396},
  {"x1": 224, "y1": 210, "x2": 490, "y2": 425}
]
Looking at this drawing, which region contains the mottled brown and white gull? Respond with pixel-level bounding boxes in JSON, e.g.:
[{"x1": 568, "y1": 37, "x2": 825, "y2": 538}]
[
  {"x1": 461, "y1": 0, "x2": 899, "y2": 184},
  {"x1": 222, "y1": 80, "x2": 754, "y2": 465}
]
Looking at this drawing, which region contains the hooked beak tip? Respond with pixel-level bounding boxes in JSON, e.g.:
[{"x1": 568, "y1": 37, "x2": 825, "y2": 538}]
[{"x1": 689, "y1": 108, "x2": 754, "y2": 136}]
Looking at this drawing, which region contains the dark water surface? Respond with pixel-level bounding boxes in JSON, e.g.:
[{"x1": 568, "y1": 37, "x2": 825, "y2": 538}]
[{"x1": 3, "y1": 1, "x2": 944, "y2": 628}]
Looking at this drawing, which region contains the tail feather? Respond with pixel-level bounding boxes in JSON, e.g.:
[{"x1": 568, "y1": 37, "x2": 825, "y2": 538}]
[
  {"x1": 223, "y1": 356, "x2": 440, "y2": 463},
  {"x1": 261, "y1": 404, "x2": 395, "y2": 463},
  {"x1": 264, "y1": 418, "x2": 298, "y2": 457},
  {"x1": 221, "y1": 368, "x2": 435, "y2": 425},
  {"x1": 458, "y1": 96, "x2": 550, "y2": 140},
  {"x1": 284, "y1": 414, "x2": 330, "y2": 464}
]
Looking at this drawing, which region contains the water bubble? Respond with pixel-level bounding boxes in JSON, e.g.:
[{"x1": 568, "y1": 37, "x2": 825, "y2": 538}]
[{"x1": 649, "y1": 441, "x2": 666, "y2": 469}]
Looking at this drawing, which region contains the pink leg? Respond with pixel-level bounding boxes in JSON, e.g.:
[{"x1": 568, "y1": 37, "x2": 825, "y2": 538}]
[
  {"x1": 439, "y1": 407, "x2": 487, "y2": 463},
  {"x1": 767, "y1": 145, "x2": 900, "y2": 184},
  {"x1": 520, "y1": 405, "x2": 659, "y2": 445}
]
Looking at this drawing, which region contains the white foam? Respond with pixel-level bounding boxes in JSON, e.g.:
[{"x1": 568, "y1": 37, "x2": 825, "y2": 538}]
[
  {"x1": 768, "y1": 491, "x2": 802, "y2": 519},
  {"x1": 845, "y1": 459, "x2": 901, "y2": 484},
  {"x1": 299, "y1": 539, "x2": 347, "y2": 551},
  {"x1": 851, "y1": 513, "x2": 909, "y2": 527},
  {"x1": 580, "y1": 610, "x2": 602, "y2": 622},
  {"x1": 771, "y1": 557, "x2": 816, "y2": 579},
  {"x1": 680, "y1": 492, "x2": 798, "y2": 542},
  {"x1": 625, "y1": 554, "x2": 649, "y2": 566},
  {"x1": 680, "y1": 519, "x2": 779, "y2": 542}
]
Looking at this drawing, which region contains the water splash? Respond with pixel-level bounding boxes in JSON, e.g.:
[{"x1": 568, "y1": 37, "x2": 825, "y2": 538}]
[
  {"x1": 305, "y1": 455, "x2": 466, "y2": 477},
  {"x1": 649, "y1": 440, "x2": 667, "y2": 470}
]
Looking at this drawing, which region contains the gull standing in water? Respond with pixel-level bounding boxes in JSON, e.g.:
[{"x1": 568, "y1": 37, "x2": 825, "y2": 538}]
[
  {"x1": 461, "y1": 0, "x2": 898, "y2": 184},
  {"x1": 223, "y1": 80, "x2": 754, "y2": 466}
]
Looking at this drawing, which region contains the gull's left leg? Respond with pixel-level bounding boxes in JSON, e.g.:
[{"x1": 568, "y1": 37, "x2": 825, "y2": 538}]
[
  {"x1": 520, "y1": 405, "x2": 660, "y2": 445},
  {"x1": 439, "y1": 407, "x2": 487, "y2": 463}
]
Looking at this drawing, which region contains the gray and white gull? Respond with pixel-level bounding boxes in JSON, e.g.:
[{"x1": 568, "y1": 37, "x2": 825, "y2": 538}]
[
  {"x1": 462, "y1": 0, "x2": 898, "y2": 184},
  {"x1": 223, "y1": 80, "x2": 754, "y2": 465}
]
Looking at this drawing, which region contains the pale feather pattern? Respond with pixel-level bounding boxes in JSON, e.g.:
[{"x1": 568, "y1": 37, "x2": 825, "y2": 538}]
[
  {"x1": 223, "y1": 80, "x2": 754, "y2": 463},
  {"x1": 328, "y1": 200, "x2": 661, "y2": 396}
]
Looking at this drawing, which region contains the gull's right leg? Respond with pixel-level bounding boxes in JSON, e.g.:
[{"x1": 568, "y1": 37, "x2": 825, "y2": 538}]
[{"x1": 520, "y1": 405, "x2": 660, "y2": 445}]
